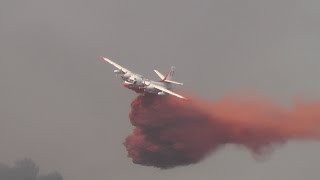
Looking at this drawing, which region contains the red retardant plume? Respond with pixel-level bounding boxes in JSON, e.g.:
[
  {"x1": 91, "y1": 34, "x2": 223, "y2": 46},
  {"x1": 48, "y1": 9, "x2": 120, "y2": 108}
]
[{"x1": 124, "y1": 94, "x2": 320, "y2": 168}]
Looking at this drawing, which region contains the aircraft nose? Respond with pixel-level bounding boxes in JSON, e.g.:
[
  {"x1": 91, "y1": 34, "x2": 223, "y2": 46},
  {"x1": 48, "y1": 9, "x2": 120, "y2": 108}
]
[{"x1": 121, "y1": 82, "x2": 128, "y2": 87}]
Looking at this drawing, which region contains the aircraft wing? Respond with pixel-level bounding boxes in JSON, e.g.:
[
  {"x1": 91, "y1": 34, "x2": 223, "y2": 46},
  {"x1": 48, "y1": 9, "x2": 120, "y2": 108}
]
[
  {"x1": 102, "y1": 56, "x2": 129, "y2": 73},
  {"x1": 152, "y1": 84, "x2": 186, "y2": 99}
]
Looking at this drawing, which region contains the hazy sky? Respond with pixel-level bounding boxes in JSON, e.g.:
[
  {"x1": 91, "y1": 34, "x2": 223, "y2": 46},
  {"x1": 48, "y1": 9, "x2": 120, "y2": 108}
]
[{"x1": 1, "y1": 1, "x2": 320, "y2": 180}]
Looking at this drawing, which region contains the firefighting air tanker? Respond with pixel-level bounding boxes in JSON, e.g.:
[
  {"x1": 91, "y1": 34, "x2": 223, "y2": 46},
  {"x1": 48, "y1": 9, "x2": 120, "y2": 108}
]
[{"x1": 101, "y1": 57, "x2": 186, "y2": 99}]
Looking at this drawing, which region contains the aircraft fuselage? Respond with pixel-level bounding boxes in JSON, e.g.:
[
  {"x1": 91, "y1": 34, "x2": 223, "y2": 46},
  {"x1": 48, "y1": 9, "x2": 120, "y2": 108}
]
[{"x1": 121, "y1": 80, "x2": 170, "y2": 95}]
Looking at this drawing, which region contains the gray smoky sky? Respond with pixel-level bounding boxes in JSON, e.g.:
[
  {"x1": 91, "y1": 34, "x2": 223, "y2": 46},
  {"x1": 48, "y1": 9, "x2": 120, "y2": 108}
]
[{"x1": 1, "y1": 0, "x2": 320, "y2": 180}]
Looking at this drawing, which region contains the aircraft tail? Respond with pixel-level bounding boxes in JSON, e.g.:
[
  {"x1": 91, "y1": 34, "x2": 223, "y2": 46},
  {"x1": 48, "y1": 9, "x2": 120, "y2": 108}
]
[
  {"x1": 154, "y1": 66, "x2": 183, "y2": 85},
  {"x1": 164, "y1": 66, "x2": 175, "y2": 80}
]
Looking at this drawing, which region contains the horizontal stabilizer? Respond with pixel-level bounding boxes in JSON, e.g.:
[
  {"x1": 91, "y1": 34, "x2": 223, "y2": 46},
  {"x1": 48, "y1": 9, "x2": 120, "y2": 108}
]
[
  {"x1": 154, "y1": 70, "x2": 165, "y2": 80},
  {"x1": 164, "y1": 80, "x2": 183, "y2": 85}
]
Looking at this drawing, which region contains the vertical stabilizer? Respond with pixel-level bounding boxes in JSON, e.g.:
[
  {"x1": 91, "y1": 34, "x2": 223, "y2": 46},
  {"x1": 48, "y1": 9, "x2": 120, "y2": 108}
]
[
  {"x1": 154, "y1": 66, "x2": 183, "y2": 85},
  {"x1": 164, "y1": 66, "x2": 175, "y2": 80}
]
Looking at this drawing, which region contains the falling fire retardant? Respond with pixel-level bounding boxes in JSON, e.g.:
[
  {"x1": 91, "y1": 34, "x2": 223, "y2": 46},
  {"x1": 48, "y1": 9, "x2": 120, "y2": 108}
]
[{"x1": 124, "y1": 94, "x2": 320, "y2": 168}]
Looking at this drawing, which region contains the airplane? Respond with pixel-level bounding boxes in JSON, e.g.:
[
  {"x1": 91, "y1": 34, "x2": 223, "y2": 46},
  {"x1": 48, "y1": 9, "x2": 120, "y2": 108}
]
[{"x1": 101, "y1": 56, "x2": 186, "y2": 99}]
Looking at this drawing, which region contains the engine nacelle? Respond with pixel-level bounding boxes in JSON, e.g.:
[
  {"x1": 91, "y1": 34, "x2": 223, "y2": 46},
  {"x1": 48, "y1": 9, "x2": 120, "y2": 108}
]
[
  {"x1": 143, "y1": 86, "x2": 155, "y2": 93},
  {"x1": 114, "y1": 69, "x2": 121, "y2": 74},
  {"x1": 158, "y1": 91, "x2": 166, "y2": 96},
  {"x1": 121, "y1": 72, "x2": 132, "y2": 80},
  {"x1": 144, "y1": 87, "x2": 152, "y2": 93}
]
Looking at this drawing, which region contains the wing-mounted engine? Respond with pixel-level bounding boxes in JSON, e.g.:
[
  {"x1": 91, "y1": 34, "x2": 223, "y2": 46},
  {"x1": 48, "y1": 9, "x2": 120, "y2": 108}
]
[
  {"x1": 144, "y1": 86, "x2": 154, "y2": 93},
  {"x1": 121, "y1": 71, "x2": 132, "y2": 80},
  {"x1": 143, "y1": 79, "x2": 151, "y2": 86},
  {"x1": 143, "y1": 81, "x2": 156, "y2": 93},
  {"x1": 114, "y1": 69, "x2": 122, "y2": 74}
]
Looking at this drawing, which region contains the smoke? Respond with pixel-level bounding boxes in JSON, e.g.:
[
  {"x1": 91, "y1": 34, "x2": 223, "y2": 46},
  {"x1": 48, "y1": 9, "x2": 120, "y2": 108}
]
[
  {"x1": 0, "y1": 158, "x2": 63, "y2": 180},
  {"x1": 124, "y1": 94, "x2": 320, "y2": 168}
]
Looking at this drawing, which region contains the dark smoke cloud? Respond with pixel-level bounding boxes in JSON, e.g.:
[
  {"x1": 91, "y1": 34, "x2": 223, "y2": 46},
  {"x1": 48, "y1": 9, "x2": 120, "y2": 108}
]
[
  {"x1": 124, "y1": 94, "x2": 320, "y2": 168},
  {"x1": 0, "y1": 159, "x2": 63, "y2": 180}
]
